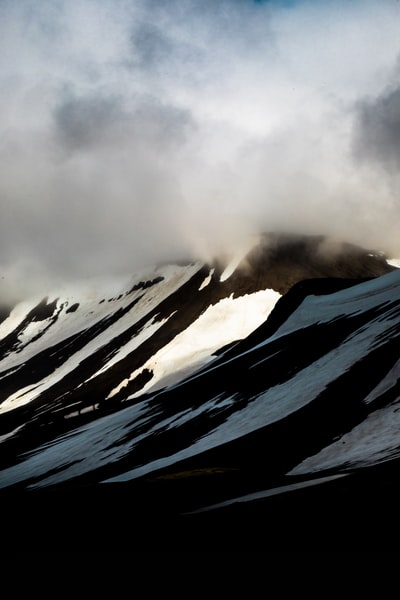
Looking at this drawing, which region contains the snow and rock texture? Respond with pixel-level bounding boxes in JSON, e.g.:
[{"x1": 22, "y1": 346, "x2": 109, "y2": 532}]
[{"x1": 0, "y1": 232, "x2": 399, "y2": 550}]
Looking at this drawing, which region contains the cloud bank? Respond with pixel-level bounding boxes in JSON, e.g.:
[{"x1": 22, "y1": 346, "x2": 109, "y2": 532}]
[{"x1": 1, "y1": 0, "x2": 400, "y2": 299}]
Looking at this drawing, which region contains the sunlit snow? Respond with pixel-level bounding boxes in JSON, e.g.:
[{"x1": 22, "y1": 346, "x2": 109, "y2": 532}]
[
  {"x1": 0, "y1": 262, "x2": 202, "y2": 413},
  {"x1": 198, "y1": 268, "x2": 215, "y2": 290},
  {"x1": 387, "y1": 258, "x2": 400, "y2": 268},
  {"x1": 108, "y1": 288, "x2": 281, "y2": 399}
]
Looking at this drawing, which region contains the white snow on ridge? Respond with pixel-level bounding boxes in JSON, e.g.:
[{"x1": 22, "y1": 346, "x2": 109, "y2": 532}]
[
  {"x1": 198, "y1": 268, "x2": 215, "y2": 290},
  {"x1": 0, "y1": 296, "x2": 44, "y2": 340},
  {"x1": 0, "y1": 313, "x2": 173, "y2": 414},
  {"x1": 86, "y1": 314, "x2": 173, "y2": 383},
  {"x1": 387, "y1": 258, "x2": 400, "y2": 268},
  {"x1": 0, "y1": 264, "x2": 201, "y2": 365},
  {"x1": 0, "y1": 275, "x2": 138, "y2": 366},
  {"x1": 108, "y1": 288, "x2": 282, "y2": 399},
  {"x1": 251, "y1": 267, "x2": 400, "y2": 347},
  {"x1": 0, "y1": 262, "x2": 203, "y2": 414}
]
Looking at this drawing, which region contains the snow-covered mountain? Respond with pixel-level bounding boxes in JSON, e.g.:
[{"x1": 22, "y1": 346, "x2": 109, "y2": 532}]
[{"x1": 1, "y1": 232, "x2": 400, "y2": 551}]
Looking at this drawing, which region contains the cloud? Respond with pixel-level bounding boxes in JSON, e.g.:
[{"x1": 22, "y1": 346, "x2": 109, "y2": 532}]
[
  {"x1": 1, "y1": 0, "x2": 400, "y2": 299},
  {"x1": 354, "y1": 80, "x2": 400, "y2": 174}
]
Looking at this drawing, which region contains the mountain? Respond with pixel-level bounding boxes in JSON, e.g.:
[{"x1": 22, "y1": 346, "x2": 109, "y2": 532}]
[{"x1": 1, "y1": 232, "x2": 400, "y2": 551}]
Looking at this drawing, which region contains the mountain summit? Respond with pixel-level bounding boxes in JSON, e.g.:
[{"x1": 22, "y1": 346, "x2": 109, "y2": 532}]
[{"x1": 0, "y1": 232, "x2": 399, "y2": 550}]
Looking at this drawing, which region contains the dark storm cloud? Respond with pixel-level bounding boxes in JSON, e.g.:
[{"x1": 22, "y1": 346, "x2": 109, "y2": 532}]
[
  {"x1": 354, "y1": 84, "x2": 400, "y2": 173},
  {"x1": 53, "y1": 90, "x2": 195, "y2": 153},
  {"x1": 131, "y1": 24, "x2": 176, "y2": 69},
  {"x1": 54, "y1": 93, "x2": 128, "y2": 151}
]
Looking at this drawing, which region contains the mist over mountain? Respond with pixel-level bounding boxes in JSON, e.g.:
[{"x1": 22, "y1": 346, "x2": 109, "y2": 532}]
[
  {"x1": 2, "y1": 0, "x2": 400, "y2": 302},
  {"x1": 1, "y1": 232, "x2": 400, "y2": 551}
]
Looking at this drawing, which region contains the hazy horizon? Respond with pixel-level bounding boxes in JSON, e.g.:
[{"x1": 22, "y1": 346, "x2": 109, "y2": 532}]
[{"x1": 2, "y1": 0, "x2": 400, "y2": 300}]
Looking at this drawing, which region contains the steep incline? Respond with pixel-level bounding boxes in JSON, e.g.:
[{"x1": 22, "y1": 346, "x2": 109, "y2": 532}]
[
  {"x1": 0, "y1": 236, "x2": 398, "y2": 499},
  {"x1": 1, "y1": 233, "x2": 399, "y2": 551},
  {"x1": 0, "y1": 233, "x2": 392, "y2": 428}
]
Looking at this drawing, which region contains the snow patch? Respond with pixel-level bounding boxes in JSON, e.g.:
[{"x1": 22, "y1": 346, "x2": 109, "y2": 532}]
[
  {"x1": 387, "y1": 258, "x2": 400, "y2": 268},
  {"x1": 220, "y1": 235, "x2": 260, "y2": 282},
  {"x1": 199, "y1": 268, "x2": 215, "y2": 290},
  {"x1": 110, "y1": 288, "x2": 281, "y2": 400},
  {"x1": 0, "y1": 296, "x2": 43, "y2": 340},
  {"x1": 288, "y1": 400, "x2": 400, "y2": 476},
  {"x1": 0, "y1": 262, "x2": 203, "y2": 413}
]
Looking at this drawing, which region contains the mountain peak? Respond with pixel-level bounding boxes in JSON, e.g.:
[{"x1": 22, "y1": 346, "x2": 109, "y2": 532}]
[
  {"x1": 1, "y1": 231, "x2": 400, "y2": 551},
  {"x1": 211, "y1": 231, "x2": 395, "y2": 295}
]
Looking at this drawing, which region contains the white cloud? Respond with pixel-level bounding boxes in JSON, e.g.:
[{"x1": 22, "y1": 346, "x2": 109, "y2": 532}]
[{"x1": 1, "y1": 0, "x2": 400, "y2": 299}]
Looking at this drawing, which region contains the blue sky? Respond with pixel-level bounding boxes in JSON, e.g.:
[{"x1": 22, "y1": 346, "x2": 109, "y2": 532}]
[{"x1": 1, "y1": 0, "x2": 400, "y2": 296}]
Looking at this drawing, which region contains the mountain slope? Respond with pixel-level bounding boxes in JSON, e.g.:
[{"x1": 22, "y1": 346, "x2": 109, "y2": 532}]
[
  {"x1": 0, "y1": 232, "x2": 399, "y2": 550},
  {"x1": 0, "y1": 233, "x2": 392, "y2": 421}
]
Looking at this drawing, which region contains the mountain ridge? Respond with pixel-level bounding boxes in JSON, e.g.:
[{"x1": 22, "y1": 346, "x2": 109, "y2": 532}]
[
  {"x1": 1, "y1": 231, "x2": 399, "y2": 550},
  {"x1": 0, "y1": 232, "x2": 394, "y2": 421}
]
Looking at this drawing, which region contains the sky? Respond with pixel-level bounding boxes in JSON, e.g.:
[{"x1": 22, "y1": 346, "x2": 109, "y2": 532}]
[{"x1": 1, "y1": 0, "x2": 400, "y2": 299}]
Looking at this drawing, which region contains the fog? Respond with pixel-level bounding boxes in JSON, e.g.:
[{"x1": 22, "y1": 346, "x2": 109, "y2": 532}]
[{"x1": 1, "y1": 0, "x2": 400, "y2": 300}]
